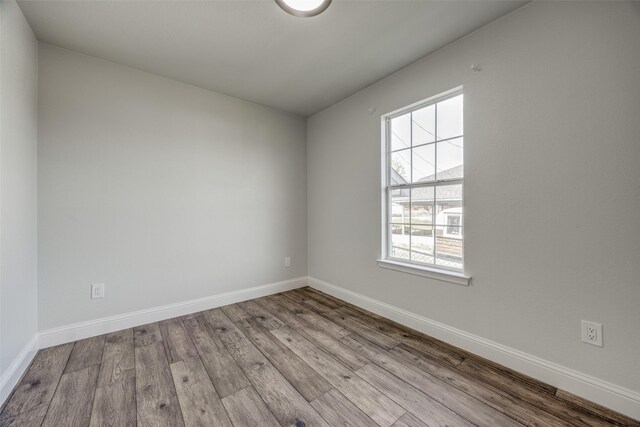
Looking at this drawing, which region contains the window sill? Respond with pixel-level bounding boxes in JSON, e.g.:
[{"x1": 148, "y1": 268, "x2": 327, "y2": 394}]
[{"x1": 377, "y1": 259, "x2": 471, "y2": 286}]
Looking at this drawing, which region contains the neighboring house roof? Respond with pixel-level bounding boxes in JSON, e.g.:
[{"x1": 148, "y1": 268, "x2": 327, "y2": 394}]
[
  {"x1": 391, "y1": 165, "x2": 463, "y2": 203},
  {"x1": 418, "y1": 165, "x2": 463, "y2": 183}
]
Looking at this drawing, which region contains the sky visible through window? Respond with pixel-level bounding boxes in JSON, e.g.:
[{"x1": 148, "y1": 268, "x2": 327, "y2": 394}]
[{"x1": 391, "y1": 95, "x2": 463, "y2": 184}]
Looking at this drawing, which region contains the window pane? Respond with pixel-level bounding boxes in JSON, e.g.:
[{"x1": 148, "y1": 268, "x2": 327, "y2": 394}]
[
  {"x1": 412, "y1": 144, "x2": 435, "y2": 182},
  {"x1": 390, "y1": 188, "x2": 410, "y2": 224},
  {"x1": 410, "y1": 187, "x2": 434, "y2": 224},
  {"x1": 391, "y1": 149, "x2": 411, "y2": 184},
  {"x1": 391, "y1": 114, "x2": 411, "y2": 151},
  {"x1": 435, "y1": 184, "x2": 463, "y2": 225},
  {"x1": 411, "y1": 225, "x2": 434, "y2": 264},
  {"x1": 436, "y1": 138, "x2": 463, "y2": 179},
  {"x1": 412, "y1": 105, "x2": 435, "y2": 146},
  {"x1": 390, "y1": 224, "x2": 410, "y2": 260},
  {"x1": 437, "y1": 94, "x2": 463, "y2": 140},
  {"x1": 436, "y1": 227, "x2": 463, "y2": 269}
]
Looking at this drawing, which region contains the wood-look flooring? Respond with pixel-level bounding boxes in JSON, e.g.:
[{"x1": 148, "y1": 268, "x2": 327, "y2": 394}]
[{"x1": 1, "y1": 287, "x2": 638, "y2": 426}]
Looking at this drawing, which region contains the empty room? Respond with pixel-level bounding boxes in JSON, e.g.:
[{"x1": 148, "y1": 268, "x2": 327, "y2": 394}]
[{"x1": 1, "y1": 0, "x2": 639, "y2": 425}]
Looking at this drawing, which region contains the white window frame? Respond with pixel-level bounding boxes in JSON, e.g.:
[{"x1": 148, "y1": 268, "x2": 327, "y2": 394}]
[{"x1": 378, "y1": 87, "x2": 470, "y2": 286}]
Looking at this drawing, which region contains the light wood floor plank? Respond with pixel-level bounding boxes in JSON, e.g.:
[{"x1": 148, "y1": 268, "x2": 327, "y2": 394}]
[
  {"x1": 296, "y1": 310, "x2": 352, "y2": 340},
  {"x1": 284, "y1": 290, "x2": 335, "y2": 315},
  {"x1": 391, "y1": 344, "x2": 568, "y2": 427},
  {"x1": 457, "y1": 355, "x2": 557, "y2": 396},
  {"x1": 292, "y1": 293, "x2": 337, "y2": 315},
  {"x1": 341, "y1": 334, "x2": 523, "y2": 427},
  {"x1": 221, "y1": 386, "x2": 280, "y2": 427},
  {"x1": 205, "y1": 309, "x2": 328, "y2": 426},
  {"x1": 297, "y1": 287, "x2": 344, "y2": 309},
  {"x1": 134, "y1": 322, "x2": 163, "y2": 348},
  {"x1": 260, "y1": 295, "x2": 369, "y2": 371},
  {"x1": 271, "y1": 326, "x2": 406, "y2": 427},
  {"x1": 201, "y1": 308, "x2": 248, "y2": 346},
  {"x1": 220, "y1": 303, "x2": 251, "y2": 322},
  {"x1": 0, "y1": 343, "x2": 74, "y2": 419},
  {"x1": 235, "y1": 317, "x2": 332, "y2": 402},
  {"x1": 325, "y1": 294, "x2": 471, "y2": 367},
  {"x1": 356, "y1": 363, "x2": 476, "y2": 427},
  {"x1": 324, "y1": 298, "x2": 474, "y2": 369},
  {"x1": 226, "y1": 339, "x2": 328, "y2": 426},
  {"x1": 170, "y1": 357, "x2": 233, "y2": 427},
  {"x1": 269, "y1": 291, "x2": 306, "y2": 310},
  {"x1": 97, "y1": 328, "x2": 135, "y2": 388},
  {"x1": 310, "y1": 389, "x2": 378, "y2": 427},
  {"x1": 135, "y1": 341, "x2": 184, "y2": 426},
  {"x1": 303, "y1": 288, "x2": 363, "y2": 312},
  {"x1": 335, "y1": 305, "x2": 465, "y2": 366},
  {"x1": 392, "y1": 412, "x2": 429, "y2": 427},
  {"x1": 276, "y1": 294, "x2": 351, "y2": 340},
  {"x1": 42, "y1": 365, "x2": 99, "y2": 427},
  {"x1": 159, "y1": 317, "x2": 198, "y2": 363},
  {"x1": 555, "y1": 389, "x2": 638, "y2": 426},
  {"x1": 457, "y1": 357, "x2": 624, "y2": 427},
  {"x1": 238, "y1": 300, "x2": 284, "y2": 330},
  {"x1": 460, "y1": 354, "x2": 557, "y2": 395},
  {"x1": 65, "y1": 335, "x2": 106, "y2": 373},
  {"x1": 89, "y1": 377, "x2": 136, "y2": 427},
  {"x1": 0, "y1": 405, "x2": 48, "y2": 427},
  {"x1": 322, "y1": 310, "x2": 400, "y2": 350},
  {"x1": 181, "y1": 315, "x2": 250, "y2": 398}
]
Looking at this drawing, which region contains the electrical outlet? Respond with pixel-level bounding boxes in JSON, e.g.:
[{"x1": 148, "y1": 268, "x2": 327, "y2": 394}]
[
  {"x1": 581, "y1": 320, "x2": 602, "y2": 347},
  {"x1": 284, "y1": 256, "x2": 291, "y2": 267},
  {"x1": 91, "y1": 283, "x2": 105, "y2": 299}
]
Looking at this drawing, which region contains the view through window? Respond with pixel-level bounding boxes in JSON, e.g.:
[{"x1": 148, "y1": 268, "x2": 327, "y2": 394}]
[{"x1": 384, "y1": 90, "x2": 464, "y2": 271}]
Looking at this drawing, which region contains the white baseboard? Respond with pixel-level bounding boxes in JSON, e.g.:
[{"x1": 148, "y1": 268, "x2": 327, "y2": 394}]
[
  {"x1": 308, "y1": 276, "x2": 640, "y2": 421},
  {"x1": 38, "y1": 276, "x2": 307, "y2": 349},
  {"x1": 0, "y1": 335, "x2": 39, "y2": 406}
]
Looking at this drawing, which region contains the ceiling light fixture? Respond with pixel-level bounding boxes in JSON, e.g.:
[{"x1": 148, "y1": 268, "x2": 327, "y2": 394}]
[{"x1": 275, "y1": 0, "x2": 332, "y2": 17}]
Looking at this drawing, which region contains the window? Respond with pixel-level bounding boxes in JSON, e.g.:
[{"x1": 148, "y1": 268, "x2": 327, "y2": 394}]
[
  {"x1": 445, "y1": 214, "x2": 462, "y2": 237},
  {"x1": 383, "y1": 89, "x2": 464, "y2": 272}
]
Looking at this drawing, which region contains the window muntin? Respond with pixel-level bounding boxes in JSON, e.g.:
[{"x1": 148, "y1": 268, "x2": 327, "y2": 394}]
[{"x1": 385, "y1": 91, "x2": 464, "y2": 271}]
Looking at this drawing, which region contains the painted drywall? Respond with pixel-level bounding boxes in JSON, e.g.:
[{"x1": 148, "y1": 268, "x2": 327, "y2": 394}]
[
  {"x1": 38, "y1": 44, "x2": 307, "y2": 330},
  {"x1": 308, "y1": 1, "x2": 640, "y2": 393},
  {"x1": 0, "y1": 0, "x2": 39, "y2": 374}
]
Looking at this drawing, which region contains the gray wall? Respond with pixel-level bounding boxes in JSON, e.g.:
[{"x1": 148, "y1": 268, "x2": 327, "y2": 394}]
[
  {"x1": 307, "y1": 2, "x2": 640, "y2": 392},
  {"x1": 38, "y1": 44, "x2": 307, "y2": 330},
  {"x1": 0, "y1": 0, "x2": 39, "y2": 373}
]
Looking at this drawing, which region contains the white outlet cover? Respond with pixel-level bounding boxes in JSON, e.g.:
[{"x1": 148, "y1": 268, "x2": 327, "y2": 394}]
[
  {"x1": 91, "y1": 283, "x2": 105, "y2": 299},
  {"x1": 581, "y1": 320, "x2": 603, "y2": 347},
  {"x1": 284, "y1": 256, "x2": 291, "y2": 267}
]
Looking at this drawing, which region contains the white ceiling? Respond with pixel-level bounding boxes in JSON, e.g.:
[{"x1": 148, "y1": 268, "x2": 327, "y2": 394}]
[{"x1": 19, "y1": 0, "x2": 526, "y2": 116}]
